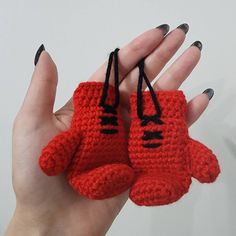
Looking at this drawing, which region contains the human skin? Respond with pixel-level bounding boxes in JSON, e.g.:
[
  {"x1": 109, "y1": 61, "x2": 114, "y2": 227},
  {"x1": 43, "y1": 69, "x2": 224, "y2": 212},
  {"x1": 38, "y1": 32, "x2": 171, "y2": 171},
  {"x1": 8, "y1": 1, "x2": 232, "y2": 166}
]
[{"x1": 5, "y1": 24, "x2": 212, "y2": 236}]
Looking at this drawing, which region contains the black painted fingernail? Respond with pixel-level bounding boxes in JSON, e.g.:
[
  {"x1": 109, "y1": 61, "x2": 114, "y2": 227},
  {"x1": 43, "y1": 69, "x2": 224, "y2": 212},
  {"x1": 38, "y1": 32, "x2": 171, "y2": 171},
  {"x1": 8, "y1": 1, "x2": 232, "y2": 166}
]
[
  {"x1": 202, "y1": 88, "x2": 214, "y2": 100},
  {"x1": 191, "y1": 41, "x2": 202, "y2": 51},
  {"x1": 177, "y1": 23, "x2": 189, "y2": 34},
  {"x1": 156, "y1": 24, "x2": 170, "y2": 36},
  {"x1": 34, "y1": 44, "x2": 45, "y2": 66}
]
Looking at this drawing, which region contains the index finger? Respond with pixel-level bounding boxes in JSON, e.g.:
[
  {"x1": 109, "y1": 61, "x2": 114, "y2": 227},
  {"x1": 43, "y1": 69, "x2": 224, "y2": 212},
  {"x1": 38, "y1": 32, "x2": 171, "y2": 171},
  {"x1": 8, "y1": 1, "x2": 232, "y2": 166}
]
[{"x1": 89, "y1": 24, "x2": 169, "y2": 84}]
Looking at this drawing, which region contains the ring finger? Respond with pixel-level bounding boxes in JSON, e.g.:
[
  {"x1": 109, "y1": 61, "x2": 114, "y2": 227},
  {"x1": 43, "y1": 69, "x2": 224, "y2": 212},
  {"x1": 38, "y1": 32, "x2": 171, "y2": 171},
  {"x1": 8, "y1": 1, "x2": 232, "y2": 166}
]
[{"x1": 153, "y1": 41, "x2": 202, "y2": 91}]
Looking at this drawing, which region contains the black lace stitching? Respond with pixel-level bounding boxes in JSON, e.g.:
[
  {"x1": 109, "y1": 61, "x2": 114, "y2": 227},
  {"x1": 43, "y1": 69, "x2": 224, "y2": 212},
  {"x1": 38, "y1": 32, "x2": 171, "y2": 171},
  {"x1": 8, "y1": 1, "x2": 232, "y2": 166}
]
[
  {"x1": 137, "y1": 58, "x2": 164, "y2": 148},
  {"x1": 99, "y1": 48, "x2": 120, "y2": 134}
]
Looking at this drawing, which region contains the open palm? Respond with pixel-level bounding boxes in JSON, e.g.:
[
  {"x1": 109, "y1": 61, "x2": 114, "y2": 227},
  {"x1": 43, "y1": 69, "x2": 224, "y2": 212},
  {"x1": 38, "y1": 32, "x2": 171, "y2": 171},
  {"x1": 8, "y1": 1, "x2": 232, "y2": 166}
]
[{"x1": 7, "y1": 24, "x2": 212, "y2": 236}]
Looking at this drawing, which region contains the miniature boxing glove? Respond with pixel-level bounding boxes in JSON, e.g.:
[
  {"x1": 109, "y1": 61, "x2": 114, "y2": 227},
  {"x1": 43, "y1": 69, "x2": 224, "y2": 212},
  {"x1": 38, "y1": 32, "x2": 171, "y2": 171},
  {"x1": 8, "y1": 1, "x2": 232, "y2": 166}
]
[
  {"x1": 39, "y1": 49, "x2": 134, "y2": 199},
  {"x1": 128, "y1": 59, "x2": 220, "y2": 206}
]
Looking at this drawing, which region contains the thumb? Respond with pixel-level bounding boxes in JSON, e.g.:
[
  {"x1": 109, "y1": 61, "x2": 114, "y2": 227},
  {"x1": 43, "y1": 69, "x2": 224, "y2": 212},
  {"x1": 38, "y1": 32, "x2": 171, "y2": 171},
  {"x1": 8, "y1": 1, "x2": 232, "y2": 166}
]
[{"x1": 20, "y1": 44, "x2": 58, "y2": 120}]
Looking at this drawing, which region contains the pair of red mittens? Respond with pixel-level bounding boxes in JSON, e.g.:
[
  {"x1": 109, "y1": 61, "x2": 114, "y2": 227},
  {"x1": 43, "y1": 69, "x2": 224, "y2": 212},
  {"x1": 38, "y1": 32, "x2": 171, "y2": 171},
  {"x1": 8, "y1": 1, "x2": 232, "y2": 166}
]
[
  {"x1": 39, "y1": 49, "x2": 134, "y2": 199},
  {"x1": 128, "y1": 59, "x2": 220, "y2": 206},
  {"x1": 39, "y1": 50, "x2": 220, "y2": 205}
]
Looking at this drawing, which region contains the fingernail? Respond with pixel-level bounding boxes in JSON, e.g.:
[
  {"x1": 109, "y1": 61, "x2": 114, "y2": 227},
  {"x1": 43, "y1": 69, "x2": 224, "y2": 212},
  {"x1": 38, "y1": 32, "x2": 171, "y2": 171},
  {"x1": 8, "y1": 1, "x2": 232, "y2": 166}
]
[
  {"x1": 191, "y1": 41, "x2": 202, "y2": 51},
  {"x1": 177, "y1": 23, "x2": 189, "y2": 34},
  {"x1": 156, "y1": 24, "x2": 170, "y2": 36},
  {"x1": 34, "y1": 44, "x2": 45, "y2": 66},
  {"x1": 202, "y1": 88, "x2": 214, "y2": 100}
]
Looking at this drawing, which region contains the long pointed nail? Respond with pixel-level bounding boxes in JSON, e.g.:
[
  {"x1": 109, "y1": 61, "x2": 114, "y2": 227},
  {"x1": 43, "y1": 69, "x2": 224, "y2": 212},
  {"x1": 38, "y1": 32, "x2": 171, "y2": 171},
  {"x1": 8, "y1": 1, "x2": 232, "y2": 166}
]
[
  {"x1": 202, "y1": 88, "x2": 214, "y2": 100},
  {"x1": 191, "y1": 41, "x2": 202, "y2": 51},
  {"x1": 34, "y1": 44, "x2": 45, "y2": 66},
  {"x1": 177, "y1": 23, "x2": 189, "y2": 34},
  {"x1": 156, "y1": 24, "x2": 170, "y2": 36}
]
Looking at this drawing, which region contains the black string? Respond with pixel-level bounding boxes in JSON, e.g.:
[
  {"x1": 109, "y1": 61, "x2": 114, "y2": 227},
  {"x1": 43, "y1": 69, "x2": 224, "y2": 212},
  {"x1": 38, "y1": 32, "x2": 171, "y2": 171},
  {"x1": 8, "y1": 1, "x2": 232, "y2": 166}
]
[
  {"x1": 101, "y1": 129, "x2": 118, "y2": 134},
  {"x1": 141, "y1": 115, "x2": 163, "y2": 126},
  {"x1": 136, "y1": 58, "x2": 164, "y2": 148},
  {"x1": 137, "y1": 58, "x2": 163, "y2": 124},
  {"x1": 143, "y1": 143, "x2": 162, "y2": 148},
  {"x1": 99, "y1": 48, "x2": 120, "y2": 134},
  {"x1": 142, "y1": 131, "x2": 163, "y2": 140},
  {"x1": 100, "y1": 116, "x2": 118, "y2": 126},
  {"x1": 102, "y1": 106, "x2": 117, "y2": 115},
  {"x1": 99, "y1": 48, "x2": 120, "y2": 109}
]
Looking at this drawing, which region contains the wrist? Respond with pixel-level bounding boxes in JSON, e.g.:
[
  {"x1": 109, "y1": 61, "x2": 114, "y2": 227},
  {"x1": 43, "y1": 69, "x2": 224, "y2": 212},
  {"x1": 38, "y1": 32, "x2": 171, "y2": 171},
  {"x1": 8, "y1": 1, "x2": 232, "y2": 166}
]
[
  {"x1": 5, "y1": 201, "x2": 109, "y2": 236},
  {"x1": 5, "y1": 204, "x2": 69, "y2": 236}
]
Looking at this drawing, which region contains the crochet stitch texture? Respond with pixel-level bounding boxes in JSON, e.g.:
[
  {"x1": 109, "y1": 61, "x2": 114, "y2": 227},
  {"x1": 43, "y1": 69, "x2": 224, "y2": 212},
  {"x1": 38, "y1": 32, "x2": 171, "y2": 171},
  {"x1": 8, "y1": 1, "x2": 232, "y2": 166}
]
[
  {"x1": 129, "y1": 90, "x2": 220, "y2": 206},
  {"x1": 39, "y1": 82, "x2": 134, "y2": 199}
]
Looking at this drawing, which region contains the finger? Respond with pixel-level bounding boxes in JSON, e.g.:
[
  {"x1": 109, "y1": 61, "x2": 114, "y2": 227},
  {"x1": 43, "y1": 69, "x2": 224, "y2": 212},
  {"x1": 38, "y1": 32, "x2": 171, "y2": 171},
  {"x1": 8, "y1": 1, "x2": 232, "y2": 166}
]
[
  {"x1": 187, "y1": 88, "x2": 214, "y2": 127},
  {"x1": 89, "y1": 24, "x2": 170, "y2": 85},
  {"x1": 154, "y1": 41, "x2": 202, "y2": 91},
  {"x1": 20, "y1": 45, "x2": 58, "y2": 119},
  {"x1": 119, "y1": 24, "x2": 189, "y2": 104},
  {"x1": 142, "y1": 24, "x2": 189, "y2": 83},
  {"x1": 54, "y1": 98, "x2": 74, "y2": 128}
]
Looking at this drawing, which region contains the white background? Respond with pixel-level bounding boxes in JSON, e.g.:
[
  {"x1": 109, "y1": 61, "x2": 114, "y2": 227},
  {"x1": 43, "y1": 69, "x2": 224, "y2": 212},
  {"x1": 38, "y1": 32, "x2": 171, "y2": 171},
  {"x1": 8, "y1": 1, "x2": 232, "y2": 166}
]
[{"x1": 1, "y1": 0, "x2": 236, "y2": 235}]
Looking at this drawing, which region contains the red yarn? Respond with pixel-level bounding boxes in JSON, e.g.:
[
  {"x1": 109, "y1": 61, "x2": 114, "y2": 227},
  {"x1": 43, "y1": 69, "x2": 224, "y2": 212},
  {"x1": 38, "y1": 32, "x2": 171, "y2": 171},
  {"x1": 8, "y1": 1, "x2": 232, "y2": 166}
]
[
  {"x1": 129, "y1": 90, "x2": 220, "y2": 206},
  {"x1": 188, "y1": 138, "x2": 220, "y2": 183},
  {"x1": 39, "y1": 82, "x2": 134, "y2": 199}
]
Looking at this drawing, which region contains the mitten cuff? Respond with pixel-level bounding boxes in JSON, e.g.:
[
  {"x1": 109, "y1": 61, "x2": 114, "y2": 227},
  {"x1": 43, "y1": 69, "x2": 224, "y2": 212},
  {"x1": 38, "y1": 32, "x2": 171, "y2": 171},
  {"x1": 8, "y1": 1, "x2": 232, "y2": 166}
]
[
  {"x1": 73, "y1": 82, "x2": 116, "y2": 108},
  {"x1": 130, "y1": 90, "x2": 187, "y2": 119}
]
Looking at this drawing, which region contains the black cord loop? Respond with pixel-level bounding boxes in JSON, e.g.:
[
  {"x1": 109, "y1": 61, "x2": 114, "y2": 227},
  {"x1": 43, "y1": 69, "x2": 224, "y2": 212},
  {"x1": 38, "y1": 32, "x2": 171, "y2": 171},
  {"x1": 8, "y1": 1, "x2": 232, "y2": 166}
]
[
  {"x1": 99, "y1": 48, "x2": 120, "y2": 109},
  {"x1": 137, "y1": 58, "x2": 163, "y2": 125},
  {"x1": 137, "y1": 58, "x2": 164, "y2": 147},
  {"x1": 99, "y1": 48, "x2": 120, "y2": 134}
]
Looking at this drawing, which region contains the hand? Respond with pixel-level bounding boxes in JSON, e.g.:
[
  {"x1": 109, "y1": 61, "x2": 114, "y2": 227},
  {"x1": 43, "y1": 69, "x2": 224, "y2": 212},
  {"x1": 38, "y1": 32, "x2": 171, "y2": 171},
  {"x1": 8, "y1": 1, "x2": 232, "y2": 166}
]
[{"x1": 6, "y1": 24, "x2": 213, "y2": 236}]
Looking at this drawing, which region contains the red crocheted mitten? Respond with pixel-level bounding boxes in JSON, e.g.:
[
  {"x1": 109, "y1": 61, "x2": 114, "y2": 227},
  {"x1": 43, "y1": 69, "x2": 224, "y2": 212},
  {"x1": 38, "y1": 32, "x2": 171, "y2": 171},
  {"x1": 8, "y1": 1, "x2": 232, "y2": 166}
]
[
  {"x1": 128, "y1": 59, "x2": 220, "y2": 206},
  {"x1": 39, "y1": 49, "x2": 134, "y2": 199}
]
